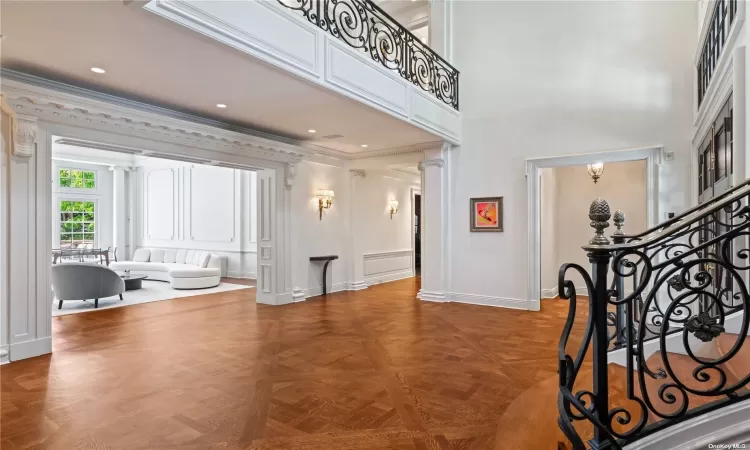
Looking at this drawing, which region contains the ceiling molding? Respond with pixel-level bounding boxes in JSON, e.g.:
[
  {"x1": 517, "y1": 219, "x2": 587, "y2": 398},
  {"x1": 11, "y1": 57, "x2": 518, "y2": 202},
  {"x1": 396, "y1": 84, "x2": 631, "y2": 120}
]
[
  {"x1": 1, "y1": 69, "x2": 308, "y2": 164},
  {"x1": 1, "y1": 70, "x2": 446, "y2": 164},
  {"x1": 348, "y1": 141, "x2": 443, "y2": 160}
]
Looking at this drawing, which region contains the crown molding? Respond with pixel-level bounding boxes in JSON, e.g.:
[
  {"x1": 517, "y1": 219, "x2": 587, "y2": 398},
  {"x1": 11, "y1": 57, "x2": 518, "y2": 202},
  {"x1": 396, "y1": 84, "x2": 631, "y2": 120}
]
[
  {"x1": 1, "y1": 70, "x2": 449, "y2": 165},
  {"x1": 1, "y1": 70, "x2": 309, "y2": 164},
  {"x1": 349, "y1": 141, "x2": 444, "y2": 160}
]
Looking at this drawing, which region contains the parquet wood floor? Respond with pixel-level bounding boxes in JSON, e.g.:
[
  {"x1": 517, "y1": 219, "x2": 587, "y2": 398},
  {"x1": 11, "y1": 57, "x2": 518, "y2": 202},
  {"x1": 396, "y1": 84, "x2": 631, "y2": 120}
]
[{"x1": 1, "y1": 277, "x2": 589, "y2": 450}]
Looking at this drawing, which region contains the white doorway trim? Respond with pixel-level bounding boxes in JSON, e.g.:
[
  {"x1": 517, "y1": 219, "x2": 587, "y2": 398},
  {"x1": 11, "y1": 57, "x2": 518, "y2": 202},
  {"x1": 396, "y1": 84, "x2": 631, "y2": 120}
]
[
  {"x1": 411, "y1": 187, "x2": 421, "y2": 276},
  {"x1": 525, "y1": 146, "x2": 663, "y2": 307},
  {"x1": 2, "y1": 78, "x2": 301, "y2": 362}
]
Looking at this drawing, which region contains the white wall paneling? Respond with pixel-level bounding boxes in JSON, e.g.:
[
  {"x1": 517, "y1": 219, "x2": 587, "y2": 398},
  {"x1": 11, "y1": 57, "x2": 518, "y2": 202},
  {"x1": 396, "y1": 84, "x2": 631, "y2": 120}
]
[
  {"x1": 363, "y1": 250, "x2": 414, "y2": 286},
  {"x1": 145, "y1": 168, "x2": 176, "y2": 241},
  {"x1": 143, "y1": 0, "x2": 461, "y2": 144},
  {"x1": 138, "y1": 161, "x2": 256, "y2": 278},
  {"x1": 0, "y1": 108, "x2": 9, "y2": 364}
]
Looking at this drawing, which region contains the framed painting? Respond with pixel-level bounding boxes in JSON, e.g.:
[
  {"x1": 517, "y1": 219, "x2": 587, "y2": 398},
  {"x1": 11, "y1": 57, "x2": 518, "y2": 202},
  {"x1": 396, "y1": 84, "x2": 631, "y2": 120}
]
[{"x1": 470, "y1": 197, "x2": 503, "y2": 232}]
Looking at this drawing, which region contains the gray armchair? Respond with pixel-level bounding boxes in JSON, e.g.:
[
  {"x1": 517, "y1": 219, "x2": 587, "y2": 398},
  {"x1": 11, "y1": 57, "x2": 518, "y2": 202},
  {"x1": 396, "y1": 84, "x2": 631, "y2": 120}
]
[{"x1": 51, "y1": 263, "x2": 125, "y2": 309}]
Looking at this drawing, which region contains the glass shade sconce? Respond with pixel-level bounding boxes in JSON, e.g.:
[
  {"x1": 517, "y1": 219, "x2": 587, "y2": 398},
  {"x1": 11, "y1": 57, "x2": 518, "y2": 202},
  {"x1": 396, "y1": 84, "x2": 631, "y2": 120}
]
[
  {"x1": 587, "y1": 162, "x2": 604, "y2": 184},
  {"x1": 316, "y1": 189, "x2": 334, "y2": 220},
  {"x1": 389, "y1": 200, "x2": 399, "y2": 219}
]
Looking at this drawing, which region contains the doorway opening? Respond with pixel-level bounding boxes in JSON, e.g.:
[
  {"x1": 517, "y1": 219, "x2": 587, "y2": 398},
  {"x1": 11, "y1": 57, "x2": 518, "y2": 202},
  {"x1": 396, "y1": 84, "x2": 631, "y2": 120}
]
[
  {"x1": 414, "y1": 191, "x2": 422, "y2": 276},
  {"x1": 49, "y1": 136, "x2": 258, "y2": 317},
  {"x1": 526, "y1": 146, "x2": 662, "y2": 309}
]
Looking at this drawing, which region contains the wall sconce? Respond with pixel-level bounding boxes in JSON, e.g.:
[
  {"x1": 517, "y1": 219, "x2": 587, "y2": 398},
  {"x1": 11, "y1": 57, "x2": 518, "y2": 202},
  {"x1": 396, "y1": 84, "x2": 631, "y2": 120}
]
[
  {"x1": 389, "y1": 200, "x2": 399, "y2": 219},
  {"x1": 316, "y1": 189, "x2": 334, "y2": 220},
  {"x1": 587, "y1": 162, "x2": 604, "y2": 184}
]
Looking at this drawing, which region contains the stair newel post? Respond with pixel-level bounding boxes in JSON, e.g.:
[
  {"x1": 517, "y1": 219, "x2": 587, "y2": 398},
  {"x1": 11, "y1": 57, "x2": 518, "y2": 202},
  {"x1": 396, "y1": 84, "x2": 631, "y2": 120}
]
[
  {"x1": 588, "y1": 199, "x2": 614, "y2": 449},
  {"x1": 612, "y1": 210, "x2": 627, "y2": 349}
]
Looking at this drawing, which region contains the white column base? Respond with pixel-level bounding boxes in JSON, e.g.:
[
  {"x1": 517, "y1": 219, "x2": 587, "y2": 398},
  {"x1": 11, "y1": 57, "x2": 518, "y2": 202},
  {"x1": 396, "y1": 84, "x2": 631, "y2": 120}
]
[
  {"x1": 349, "y1": 280, "x2": 368, "y2": 291},
  {"x1": 417, "y1": 289, "x2": 447, "y2": 302},
  {"x1": 0, "y1": 346, "x2": 9, "y2": 365},
  {"x1": 8, "y1": 337, "x2": 52, "y2": 362}
]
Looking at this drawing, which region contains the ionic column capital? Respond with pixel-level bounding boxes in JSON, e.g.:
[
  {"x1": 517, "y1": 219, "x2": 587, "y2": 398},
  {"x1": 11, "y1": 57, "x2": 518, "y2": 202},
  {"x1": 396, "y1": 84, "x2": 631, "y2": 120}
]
[
  {"x1": 418, "y1": 158, "x2": 445, "y2": 171},
  {"x1": 284, "y1": 162, "x2": 297, "y2": 189},
  {"x1": 350, "y1": 169, "x2": 366, "y2": 178},
  {"x1": 14, "y1": 115, "x2": 37, "y2": 158}
]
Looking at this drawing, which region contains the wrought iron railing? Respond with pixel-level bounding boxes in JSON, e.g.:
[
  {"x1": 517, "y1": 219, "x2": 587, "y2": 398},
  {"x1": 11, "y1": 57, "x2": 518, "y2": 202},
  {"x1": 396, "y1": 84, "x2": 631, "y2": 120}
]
[
  {"x1": 276, "y1": 0, "x2": 459, "y2": 110},
  {"x1": 558, "y1": 184, "x2": 750, "y2": 448}
]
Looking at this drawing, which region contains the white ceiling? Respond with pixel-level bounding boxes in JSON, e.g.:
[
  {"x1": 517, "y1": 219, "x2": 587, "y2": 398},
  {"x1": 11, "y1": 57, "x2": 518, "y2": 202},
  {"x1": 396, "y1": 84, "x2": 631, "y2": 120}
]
[
  {"x1": 374, "y1": 0, "x2": 430, "y2": 43},
  {"x1": 0, "y1": 1, "x2": 439, "y2": 155}
]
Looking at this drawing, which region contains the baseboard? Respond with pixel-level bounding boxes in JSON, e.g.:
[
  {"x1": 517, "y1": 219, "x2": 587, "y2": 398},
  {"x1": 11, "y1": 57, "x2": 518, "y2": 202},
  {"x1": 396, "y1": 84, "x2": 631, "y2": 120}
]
[
  {"x1": 9, "y1": 337, "x2": 52, "y2": 362},
  {"x1": 364, "y1": 269, "x2": 414, "y2": 287},
  {"x1": 0, "y1": 345, "x2": 9, "y2": 365},
  {"x1": 448, "y1": 292, "x2": 534, "y2": 310},
  {"x1": 418, "y1": 289, "x2": 447, "y2": 302},
  {"x1": 303, "y1": 281, "x2": 353, "y2": 299},
  {"x1": 541, "y1": 287, "x2": 559, "y2": 299},
  {"x1": 225, "y1": 271, "x2": 256, "y2": 279},
  {"x1": 349, "y1": 280, "x2": 369, "y2": 291}
]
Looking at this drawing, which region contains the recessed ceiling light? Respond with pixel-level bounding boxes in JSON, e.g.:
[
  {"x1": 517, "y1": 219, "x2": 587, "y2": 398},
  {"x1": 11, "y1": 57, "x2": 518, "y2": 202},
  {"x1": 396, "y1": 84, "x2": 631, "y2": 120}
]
[
  {"x1": 361, "y1": 144, "x2": 368, "y2": 148},
  {"x1": 308, "y1": 129, "x2": 316, "y2": 133},
  {"x1": 216, "y1": 104, "x2": 227, "y2": 108},
  {"x1": 90, "y1": 67, "x2": 106, "y2": 74}
]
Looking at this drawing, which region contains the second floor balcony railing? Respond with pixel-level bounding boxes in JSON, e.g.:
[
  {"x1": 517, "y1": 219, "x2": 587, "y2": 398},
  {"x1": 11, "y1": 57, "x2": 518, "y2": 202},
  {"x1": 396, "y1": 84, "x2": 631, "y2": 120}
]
[{"x1": 277, "y1": 0, "x2": 460, "y2": 110}]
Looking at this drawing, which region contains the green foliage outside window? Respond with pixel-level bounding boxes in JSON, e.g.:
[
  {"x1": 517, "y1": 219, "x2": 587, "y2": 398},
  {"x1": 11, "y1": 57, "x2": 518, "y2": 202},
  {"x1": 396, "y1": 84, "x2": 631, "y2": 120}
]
[
  {"x1": 59, "y1": 201, "x2": 95, "y2": 248},
  {"x1": 59, "y1": 169, "x2": 95, "y2": 189}
]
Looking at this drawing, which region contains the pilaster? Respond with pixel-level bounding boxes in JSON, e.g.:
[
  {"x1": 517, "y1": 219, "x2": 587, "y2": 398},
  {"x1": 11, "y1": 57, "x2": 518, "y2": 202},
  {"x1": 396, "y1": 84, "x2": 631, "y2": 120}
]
[
  {"x1": 417, "y1": 146, "x2": 448, "y2": 302},
  {"x1": 349, "y1": 169, "x2": 368, "y2": 291}
]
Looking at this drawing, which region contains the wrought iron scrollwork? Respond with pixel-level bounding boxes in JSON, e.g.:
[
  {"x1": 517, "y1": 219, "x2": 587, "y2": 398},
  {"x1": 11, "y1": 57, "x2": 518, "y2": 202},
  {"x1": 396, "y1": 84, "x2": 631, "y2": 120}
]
[
  {"x1": 275, "y1": 0, "x2": 459, "y2": 110},
  {"x1": 558, "y1": 189, "x2": 750, "y2": 449}
]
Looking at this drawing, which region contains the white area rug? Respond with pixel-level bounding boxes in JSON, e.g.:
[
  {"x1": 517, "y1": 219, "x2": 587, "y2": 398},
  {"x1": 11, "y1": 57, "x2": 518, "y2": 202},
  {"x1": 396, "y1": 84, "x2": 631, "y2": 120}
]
[{"x1": 53, "y1": 280, "x2": 252, "y2": 316}]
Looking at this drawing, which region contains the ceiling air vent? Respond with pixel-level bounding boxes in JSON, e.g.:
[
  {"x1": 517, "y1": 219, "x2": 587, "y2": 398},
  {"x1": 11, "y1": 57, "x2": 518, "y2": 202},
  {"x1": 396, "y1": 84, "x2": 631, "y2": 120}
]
[{"x1": 322, "y1": 134, "x2": 344, "y2": 140}]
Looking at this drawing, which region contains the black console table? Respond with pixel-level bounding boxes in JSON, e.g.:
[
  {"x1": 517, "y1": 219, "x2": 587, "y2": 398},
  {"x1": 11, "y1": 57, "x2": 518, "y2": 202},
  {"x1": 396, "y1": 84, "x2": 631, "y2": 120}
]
[{"x1": 310, "y1": 255, "x2": 338, "y2": 295}]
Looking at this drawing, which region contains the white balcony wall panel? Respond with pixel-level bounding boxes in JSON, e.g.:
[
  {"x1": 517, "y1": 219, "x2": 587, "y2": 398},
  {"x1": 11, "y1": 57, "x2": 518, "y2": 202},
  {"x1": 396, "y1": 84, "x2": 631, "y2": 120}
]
[{"x1": 143, "y1": 0, "x2": 461, "y2": 144}]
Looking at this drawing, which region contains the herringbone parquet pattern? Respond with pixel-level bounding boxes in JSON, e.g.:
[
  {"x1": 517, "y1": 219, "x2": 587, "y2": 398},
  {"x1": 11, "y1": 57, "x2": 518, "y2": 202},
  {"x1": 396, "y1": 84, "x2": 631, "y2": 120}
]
[{"x1": 1, "y1": 278, "x2": 587, "y2": 450}]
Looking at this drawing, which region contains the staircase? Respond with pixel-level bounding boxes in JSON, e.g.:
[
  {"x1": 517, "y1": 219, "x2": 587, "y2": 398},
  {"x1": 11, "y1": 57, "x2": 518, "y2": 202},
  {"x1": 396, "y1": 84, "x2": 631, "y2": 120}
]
[{"x1": 501, "y1": 180, "x2": 750, "y2": 449}]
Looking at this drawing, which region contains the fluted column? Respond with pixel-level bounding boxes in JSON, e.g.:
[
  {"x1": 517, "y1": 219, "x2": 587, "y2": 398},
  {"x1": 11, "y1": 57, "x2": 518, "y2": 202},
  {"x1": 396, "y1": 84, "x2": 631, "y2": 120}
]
[{"x1": 417, "y1": 149, "x2": 447, "y2": 301}]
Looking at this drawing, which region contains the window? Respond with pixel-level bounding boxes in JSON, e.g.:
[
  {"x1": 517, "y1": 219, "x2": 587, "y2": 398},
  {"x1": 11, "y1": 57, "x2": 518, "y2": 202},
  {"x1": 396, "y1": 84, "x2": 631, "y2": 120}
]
[
  {"x1": 59, "y1": 201, "x2": 95, "y2": 249},
  {"x1": 697, "y1": 0, "x2": 737, "y2": 106},
  {"x1": 59, "y1": 168, "x2": 96, "y2": 189}
]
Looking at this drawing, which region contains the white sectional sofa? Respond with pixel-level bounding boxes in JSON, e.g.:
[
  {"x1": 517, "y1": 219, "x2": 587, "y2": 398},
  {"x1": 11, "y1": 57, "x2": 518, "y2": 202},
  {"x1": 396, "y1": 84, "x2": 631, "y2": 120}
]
[{"x1": 110, "y1": 248, "x2": 223, "y2": 289}]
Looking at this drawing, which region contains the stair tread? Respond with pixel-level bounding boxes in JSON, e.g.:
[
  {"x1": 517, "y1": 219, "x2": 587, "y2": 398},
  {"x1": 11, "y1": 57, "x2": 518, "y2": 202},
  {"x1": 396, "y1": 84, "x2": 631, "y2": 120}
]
[
  {"x1": 494, "y1": 348, "x2": 737, "y2": 449},
  {"x1": 716, "y1": 333, "x2": 750, "y2": 391}
]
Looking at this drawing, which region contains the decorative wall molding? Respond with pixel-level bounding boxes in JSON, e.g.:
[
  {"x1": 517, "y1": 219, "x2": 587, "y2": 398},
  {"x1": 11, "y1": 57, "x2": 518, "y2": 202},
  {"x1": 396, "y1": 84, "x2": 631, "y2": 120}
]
[
  {"x1": 418, "y1": 158, "x2": 445, "y2": 171},
  {"x1": 348, "y1": 141, "x2": 444, "y2": 160},
  {"x1": 188, "y1": 165, "x2": 236, "y2": 243},
  {"x1": 13, "y1": 114, "x2": 36, "y2": 158},
  {"x1": 284, "y1": 162, "x2": 296, "y2": 189},
  {"x1": 363, "y1": 249, "x2": 413, "y2": 286},
  {"x1": 1, "y1": 71, "x2": 306, "y2": 164}
]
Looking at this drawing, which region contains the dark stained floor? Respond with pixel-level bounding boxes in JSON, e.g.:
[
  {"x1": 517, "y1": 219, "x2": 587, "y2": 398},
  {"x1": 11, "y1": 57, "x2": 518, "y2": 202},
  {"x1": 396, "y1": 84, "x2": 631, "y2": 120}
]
[{"x1": 1, "y1": 277, "x2": 584, "y2": 449}]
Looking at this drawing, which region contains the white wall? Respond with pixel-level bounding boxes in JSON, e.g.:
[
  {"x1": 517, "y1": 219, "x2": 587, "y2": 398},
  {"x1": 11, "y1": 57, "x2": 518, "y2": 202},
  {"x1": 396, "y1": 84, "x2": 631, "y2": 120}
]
[
  {"x1": 355, "y1": 172, "x2": 418, "y2": 286},
  {"x1": 542, "y1": 160, "x2": 648, "y2": 295},
  {"x1": 449, "y1": 0, "x2": 696, "y2": 305},
  {"x1": 290, "y1": 161, "x2": 419, "y2": 298},
  {"x1": 540, "y1": 168, "x2": 558, "y2": 298},
  {"x1": 51, "y1": 160, "x2": 114, "y2": 251},
  {"x1": 135, "y1": 159, "x2": 257, "y2": 278}
]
